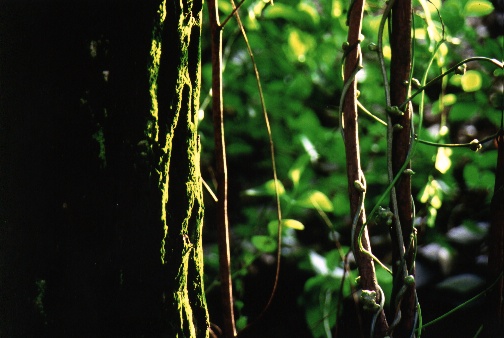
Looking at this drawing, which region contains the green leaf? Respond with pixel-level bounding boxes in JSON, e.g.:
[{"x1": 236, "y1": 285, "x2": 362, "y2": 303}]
[
  {"x1": 263, "y1": 3, "x2": 316, "y2": 29},
  {"x1": 263, "y1": 3, "x2": 302, "y2": 21},
  {"x1": 251, "y1": 236, "x2": 277, "y2": 253},
  {"x1": 449, "y1": 102, "x2": 479, "y2": 122},
  {"x1": 440, "y1": 2, "x2": 464, "y2": 34},
  {"x1": 236, "y1": 316, "x2": 248, "y2": 331},
  {"x1": 325, "y1": 249, "x2": 341, "y2": 271},
  {"x1": 267, "y1": 220, "x2": 279, "y2": 237},
  {"x1": 297, "y1": 2, "x2": 319, "y2": 25},
  {"x1": 464, "y1": 164, "x2": 495, "y2": 189},
  {"x1": 267, "y1": 219, "x2": 304, "y2": 236},
  {"x1": 288, "y1": 154, "x2": 310, "y2": 187},
  {"x1": 286, "y1": 74, "x2": 313, "y2": 100},
  {"x1": 332, "y1": 192, "x2": 350, "y2": 216},
  {"x1": 464, "y1": 0, "x2": 494, "y2": 16},
  {"x1": 427, "y1": 206, "x2": 437, "y2": 228},
  {"x1": 442, "y1": 93, "x2": 457, "y2": 106},
  {"x1": 460, "y1": 70, "x2": 482, "y2": 92},
  {"x1": 296, "y1": 190, "x2": 334, "y2": 212},
  {"x1": 244, "y1": 179, "x2": 285, "y2": 196},
  {"x1": 375, "y1": 265, "x2": 393, "y2": 306},
  {"x1": 419, "y1": 177, "x2": 445, "y2": 209}
]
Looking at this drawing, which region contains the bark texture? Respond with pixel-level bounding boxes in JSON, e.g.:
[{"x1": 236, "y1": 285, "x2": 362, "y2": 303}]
[
  {"x1": 389, "y1": 1, "x2": 417, "y2": 337},
  {"x1": 342, "y1": 0, "x2": 388, "y2": 336},
  {"x1": 150, "y1": 0, "x2": 209, "y2": 336},
  {"x1": 0, "y1": 1, "x2": 209, "y2": 336}
]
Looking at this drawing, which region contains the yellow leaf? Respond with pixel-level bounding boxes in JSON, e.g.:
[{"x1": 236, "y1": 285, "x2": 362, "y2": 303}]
[
  {"x1": 464, "y1": 0, "x2": 494, "y2": 16},
  {"x1": 282, "y1": 219, "x2": 305, "y2": 230},
  {"x1": 297, "y1": 190, "x2": 334, "y2": 212},
  {"x1": 461, "y1": 70, "x2": 482, "y2": 92},
  {"x1": 435, "y1": 147, "x2": 452, "y2": 174}
]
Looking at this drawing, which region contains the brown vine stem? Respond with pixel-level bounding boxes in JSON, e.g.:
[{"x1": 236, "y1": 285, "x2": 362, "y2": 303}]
[
  {"x1": 227, "y1": 0, "x2": 284, "y2": 335},
  {"x1": 389, "y1": 0, "x2": 417, "y2": 336},
  {"x1": 342, "y1": 0, "x2": 389, "y2": 336},
  {"x1": 208, "y1": 0, "x2": 236, "y2": 336}
]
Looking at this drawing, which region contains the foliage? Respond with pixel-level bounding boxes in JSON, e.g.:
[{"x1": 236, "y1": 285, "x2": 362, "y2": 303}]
[{"x1": 198, "y1": 0, "x2": 502, "y2": 335}]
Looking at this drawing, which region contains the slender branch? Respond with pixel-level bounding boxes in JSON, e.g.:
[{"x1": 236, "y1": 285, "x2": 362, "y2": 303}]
[
  {"x1": 365, "y1": 41, "x2": 444, "y2": 233},
  {"x1": 418, "y1": 271, "x2": 504, "y2": 332},
  {"x1": 220, "y1": 0, "x2": 246, "y2": 28},
  {"x1": 400, "y1": 57, "x2": 504, "y2": 110},
  {"x1": 202, "y1": 178, "x2": 219, "y2": 202},
  {"x1": 357, "y1": 101, "x2": 387, "y2": 126},
  {"x1": 229, "y1": 0, "x2": 283, "y2": 334},
  {"x1": 208, "y1": 0, "x2": 236, "y2": 336},
  {"x1": 415, "y1": 134, "x2": 499, "y2": 150}
]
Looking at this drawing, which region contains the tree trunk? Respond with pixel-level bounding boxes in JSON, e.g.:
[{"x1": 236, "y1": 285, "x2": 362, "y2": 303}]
[
  {"x1": 0, "y1": 1, "x2": 209, "y2": 336},
  {"x1": 155, "y1": 0, "x2": 209, "y2": 335}
]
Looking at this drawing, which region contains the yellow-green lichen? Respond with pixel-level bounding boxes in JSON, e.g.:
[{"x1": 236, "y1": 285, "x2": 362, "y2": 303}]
[{"x1": 92, "y1": 125, "x2": 106, "y2": 168}]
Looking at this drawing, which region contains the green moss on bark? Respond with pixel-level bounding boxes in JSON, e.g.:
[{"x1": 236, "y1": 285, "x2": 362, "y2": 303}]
[{"x1": 146, "y1": 0, "x2": 209, "y2": 336}]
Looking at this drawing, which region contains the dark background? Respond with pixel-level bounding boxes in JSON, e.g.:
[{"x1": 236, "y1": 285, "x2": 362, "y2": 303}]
[{"x1": 0, "y1": 1, "x2": 166, "y2": 336}]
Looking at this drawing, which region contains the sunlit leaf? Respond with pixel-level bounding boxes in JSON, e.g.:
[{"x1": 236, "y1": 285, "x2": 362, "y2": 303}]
[
  {"x1": 419, "y1": 177, "x2": 445, "y2": 210},
  {"x1": 287, "y1": 29, "x2": 315, "y2": 62},
  {"x1": 383, "y1": 45, "x2": 391, "y2": 60},
  {"x1": 296, "y1": 190, "x2": 334, "y2": 212},
  {"x1": 332, "y1": 0, "x2": 343, "y2": 17},
  {"x1": 298, "y1": 3, "x2": 319, "y2": 25},
  {"x1": 450, "y1": 74, "x2": 462, "y2": 86},
  {"x1": 268, "y1": 219, "x2": 305, "y2": 233},
  {"x1": 426, "y1": 0, "x2": 442, "y2": 12},
  {"x1": 414, "y1": 28, "x2": 426, "y2": 40},
  {"x1": 427, "y1": 206, "x2": 437, "y2": 227},
  {"x1": 289, "y1": 168, "x2": 302, "y2": 187},
  {"x1": 435, "y1": 147, "x2": 452, "y2": 174},
  {"x1": 431, "y1": 195, "x2": 442, "y2": 209},
  {"x1": 464, "y1": 0, "x2": 494, "y2": 17},
  {"x1": 442, "y1": 93, "x2": 457, "y2": 106},
  {"x1": 461, "y1": 70, "x2": 482, "y2": 92},
  {"x1": 244, "y1": 179, "x2": 285, "y2": 196},
  {"x1": 263, "y1": 3, "x2": 302, "y2": 21},
  {"x1": 251, "y1": 235, "x2": 277, "y2": 253},
  {"x1": 283, "y1": 219, "x2": 305, "y2": 230}
]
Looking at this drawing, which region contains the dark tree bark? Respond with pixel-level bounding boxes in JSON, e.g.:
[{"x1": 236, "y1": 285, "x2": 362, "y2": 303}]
[{"x1": 0, "y1": 1, "x2": 208, "y2": 336}]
